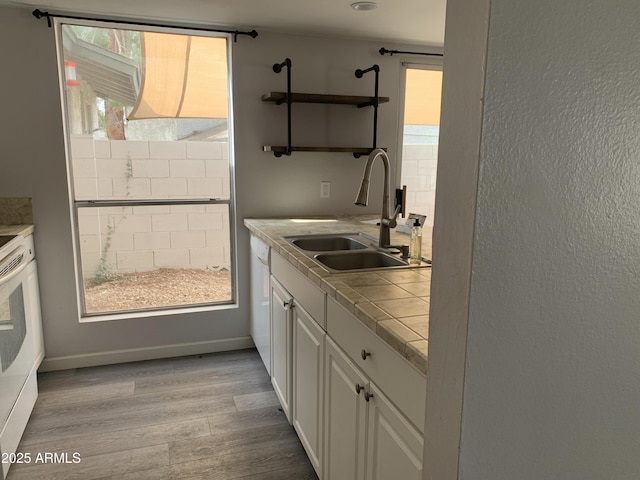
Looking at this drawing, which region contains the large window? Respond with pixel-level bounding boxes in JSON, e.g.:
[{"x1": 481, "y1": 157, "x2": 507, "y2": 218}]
[
  {"x1": 399, "y1": 65, "x2": 443, "y2": 228},
  {"x1": 56, "y1": 21, "x2": 235, "y2": 318}
]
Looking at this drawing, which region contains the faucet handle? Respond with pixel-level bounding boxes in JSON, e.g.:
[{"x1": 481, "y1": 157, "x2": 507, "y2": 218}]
[
  {"x1": 391, "y1": 204, "x2": 402, "y2": 225},
  {"x1": 382, "y1": 204, "x2": 402, "y2": 229}
]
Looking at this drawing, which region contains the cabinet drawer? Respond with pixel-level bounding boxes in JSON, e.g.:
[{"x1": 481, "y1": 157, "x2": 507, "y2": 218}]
[
  {"x1": 271, "y1": 251, "x2": 326, "y2": 329},
  {"x1": 327, "y1": 297, "x2": 426, "y2": 432}
]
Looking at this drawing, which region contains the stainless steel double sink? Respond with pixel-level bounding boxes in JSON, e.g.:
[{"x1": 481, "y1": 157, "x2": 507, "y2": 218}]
[{"x1": 286, "y1": 233, "x2": 419, "y2": 273}]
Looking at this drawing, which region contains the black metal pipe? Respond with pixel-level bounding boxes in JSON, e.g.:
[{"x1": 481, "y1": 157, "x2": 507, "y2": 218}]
[
  {"x1": 355, "y1": 64, "x2": 380, "y2": 78},
  {"x1": 379, "y1": 47, "x2": 442, "y2": 57},
  {"x1": 373, "y1": 67, "x2": 378, "y2": 149},
  {"x1": 285, "y1": 61, "x2": 291, "y2": 156},
  {"x1": 32, "y1": 9, "x2": 259, "y2": 41},
  {"x1": 355, "y1": 64, "x2": 380, "y2": 151},
  {"x1": 272, "y1": 58, "x2": 292, "y2": 156},
  {"x1": 272, "y1": 58, "x2": 292, "y2": 73}
]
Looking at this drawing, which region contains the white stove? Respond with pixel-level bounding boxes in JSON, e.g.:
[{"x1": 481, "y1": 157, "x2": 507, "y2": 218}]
[
  {"x1": 0, "y1": 232, "x2": 43, "y2": 479},
  {"x1": 0, "y1": 235, "x2": 19, "y2": 255}
]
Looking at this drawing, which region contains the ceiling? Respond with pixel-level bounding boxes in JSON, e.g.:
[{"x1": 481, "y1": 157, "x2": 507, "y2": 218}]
[{"x1": 0, "y1": 0, "x2": 446, "y2": 47}]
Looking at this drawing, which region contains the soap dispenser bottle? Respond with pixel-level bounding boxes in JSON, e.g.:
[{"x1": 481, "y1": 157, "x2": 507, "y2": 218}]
[{"x1": 409, "y1": 218, "x2": 422, "y2": 265}]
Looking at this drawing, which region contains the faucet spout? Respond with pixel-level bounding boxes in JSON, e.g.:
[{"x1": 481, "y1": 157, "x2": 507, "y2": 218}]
[{"x1": 354, "y1": 148, "x2": 399, "y2": 247}]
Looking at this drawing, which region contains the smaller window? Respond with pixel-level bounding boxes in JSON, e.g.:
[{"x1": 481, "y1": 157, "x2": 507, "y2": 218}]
[{"x1": 400, "y1": 66, "x2": 443, "y2": 228}]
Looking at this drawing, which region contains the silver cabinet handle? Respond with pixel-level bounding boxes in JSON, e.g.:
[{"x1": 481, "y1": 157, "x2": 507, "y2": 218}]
[
  {"x1": 355, "y1": 384, "x2": 364, "y2": 394},
  {"x1": 361, "y1": 349, "x2": 371, "y2": 360},
  {"x1": 364, "y1": 391, "x2": 374, "y2": 402}
]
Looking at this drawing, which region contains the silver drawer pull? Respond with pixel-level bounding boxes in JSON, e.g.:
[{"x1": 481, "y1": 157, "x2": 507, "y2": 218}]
[
  {"x1": 361, "y1": 349, "x2": 371, "y2": 360},
  {"x1": 364, "y1": 391, "x2": 374, "y2": 402},
  {"x1": 355, "y1": 384, "x2": 364, "y2": 395}
]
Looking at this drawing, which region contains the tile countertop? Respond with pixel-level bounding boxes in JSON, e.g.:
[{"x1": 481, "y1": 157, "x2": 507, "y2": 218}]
[
  {"x1": 244, "y1": 215, "x2": 432, "y2": 375},
  {"x1": 0, "y1": 224, "x2": 34, "y2": 237}
]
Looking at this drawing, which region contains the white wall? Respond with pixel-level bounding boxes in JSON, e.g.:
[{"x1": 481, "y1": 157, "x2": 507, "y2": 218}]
[
  {"x1": 231, "y1": 31, "x2": 417, "y2": 218},
  {"x1": 0, "y1": 5, "x2": 438, "y2": 366},
  {"x1": 428, "y1": 0, "x2": 640, "y2": 478},
  {"x1": 423, "y1": 0, "x2": 489, "y2": 478}
]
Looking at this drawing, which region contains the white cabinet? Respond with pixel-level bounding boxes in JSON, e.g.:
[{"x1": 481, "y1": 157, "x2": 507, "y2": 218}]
[
  {"x1": 270, "y1": 251, "x2": 326, "y2": 478},
  {"x1": 366, "y1": 382, "x2": 424, "y2": 480},
  {"x1": 327, "y1": 297, "x2": 426, "y2": 432},
  {"x1": 267, "y1": 250, "x2": 425, "y2": 480},
  {"x1": 324, "y1": 300, "x2": 425, "y2": 480},
  {"x1": 324, "y1": 338, "x2": 423, "y2": 480},
  {"x1": 292, "y1": 304, "x2": 325, "y2": 476},
  {"x1": 270, "y1": 276, "x2": 293, "y2": 423},
  {"x1": 324, "y1": 337, "x2": 368, "y2": 480},
  {"x1": 270, "y1": 251, "x2": 326, "y2": 328}
]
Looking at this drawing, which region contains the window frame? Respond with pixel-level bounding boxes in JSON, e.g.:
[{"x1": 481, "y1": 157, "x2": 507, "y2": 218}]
[
  {"x1": 54, "y1": 18, "x2": 238, "y2": 321},
  {"x1": 395, "y1": 60, "x2": 444, "y2": 189},
  {"x1": 395, "y1": 60, "x2": 444, "y2": 232}
]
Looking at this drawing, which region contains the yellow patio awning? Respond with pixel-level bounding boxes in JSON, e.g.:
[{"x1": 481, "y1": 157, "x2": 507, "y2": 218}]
[
  {"x1": 404, "y1": 69, "x2": 442, "y2": 126},
  {"x1": 128, "y1": 32, "x2": 228, "y2": 120}
]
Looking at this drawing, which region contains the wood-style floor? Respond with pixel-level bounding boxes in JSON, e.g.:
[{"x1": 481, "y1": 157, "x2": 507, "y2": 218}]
[{"x1": 7, "y1": 349, "x2": 318, "y2": 480}]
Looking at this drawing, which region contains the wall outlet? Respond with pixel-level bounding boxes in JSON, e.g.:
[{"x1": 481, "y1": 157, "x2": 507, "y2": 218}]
[{"x1": 320, "y1": 181, "x2": 331, "y2": 198}]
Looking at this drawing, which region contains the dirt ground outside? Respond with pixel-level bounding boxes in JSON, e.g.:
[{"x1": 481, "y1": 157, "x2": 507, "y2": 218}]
[{"x1": 84, "y1": 268, "x2": 232, "y2": 314}]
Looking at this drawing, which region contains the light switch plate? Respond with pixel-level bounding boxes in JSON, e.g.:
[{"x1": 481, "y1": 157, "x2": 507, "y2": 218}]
[{"x1": 320, "y1": 181, "x2": 331, "y2": 198}]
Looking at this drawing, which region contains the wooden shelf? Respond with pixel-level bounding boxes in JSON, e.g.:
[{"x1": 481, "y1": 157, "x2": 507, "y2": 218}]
[
  {"x1": 263, "y1": 61, "x2": 387, "y2": 156},
  {"x1": 262, "y1": 92, "x2": 390, "y2": 106},
  {"x1": 263, "y1": 146, "x2": 386, "y2": 157}
]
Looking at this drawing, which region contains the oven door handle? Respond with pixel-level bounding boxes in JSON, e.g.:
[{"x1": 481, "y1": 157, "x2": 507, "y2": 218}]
[{"x1": 0, "y1": 247, "x2": 29, "y2": 287}]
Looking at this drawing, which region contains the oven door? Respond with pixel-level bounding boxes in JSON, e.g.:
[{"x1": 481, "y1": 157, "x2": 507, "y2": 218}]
[{"x1": 0, "y1": 247, "x2": 31, "y2": 430}]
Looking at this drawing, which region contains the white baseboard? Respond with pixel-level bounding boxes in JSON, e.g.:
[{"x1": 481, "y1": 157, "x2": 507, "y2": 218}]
[{"x1": 39, "y1": 336, "x2": 255, "y2": 372}]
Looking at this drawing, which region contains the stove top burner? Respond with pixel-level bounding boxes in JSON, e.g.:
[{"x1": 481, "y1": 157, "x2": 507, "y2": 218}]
[{"x1": 0, "y1": 235, "x2": 17, "y2": 249}]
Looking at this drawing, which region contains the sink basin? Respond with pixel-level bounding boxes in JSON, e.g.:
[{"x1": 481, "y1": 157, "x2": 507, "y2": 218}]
[
  {"x1": 315, "y1": 251, "x2": 407, "y2": 271},
  {"x1": 288, "y1": 234, "x2": 368, "y2": 252},
  {"x1": 285, "y1": 232, "x2": 425, "y2": 273}
]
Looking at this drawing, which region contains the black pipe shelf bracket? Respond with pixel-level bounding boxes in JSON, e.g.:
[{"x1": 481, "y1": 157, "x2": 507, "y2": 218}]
[
  {"x1": 354, "y1": 64, "x2": 380, "y2": 157},
  {"x1": 32, "y1": 8, "x2": 259, "y2": 41},
  {"x1": 271, "y1": 58, "x2": 293, "y2": 157},
  {"x1": 262, "y1": 59, "x2": 389, "y2": 158}
]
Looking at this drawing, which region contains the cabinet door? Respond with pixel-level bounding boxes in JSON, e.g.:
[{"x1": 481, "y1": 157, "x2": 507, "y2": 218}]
[
  {"x1": 292, "y1": 305, "x2": 325, "y2": 477},
  {"x1": 365, "y1": 383, "x2": 423, "y2": 480},
  {"x1": 324, "y1": 337, "x2": 368, "y2": 480},
  {"x1": 270, "y1": 277, "x2": 292, "y2": 423}
]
